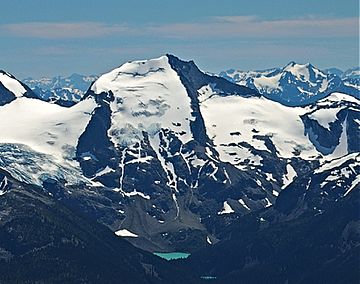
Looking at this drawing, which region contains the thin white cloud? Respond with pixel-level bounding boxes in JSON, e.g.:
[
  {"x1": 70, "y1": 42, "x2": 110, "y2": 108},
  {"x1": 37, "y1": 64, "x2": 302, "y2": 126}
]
[
  {"x1": 34, "y1": 46, "x2": 150, "y2": 56},
  {"x1": 0, "y1": 22, "x2": 129, "y2": 38},
  {"x1": 0, "y1": 16, "x2": 358, "y2": 40},
  {"x1": 147, "y1": 16, "x2": 359, "y2": 39}
]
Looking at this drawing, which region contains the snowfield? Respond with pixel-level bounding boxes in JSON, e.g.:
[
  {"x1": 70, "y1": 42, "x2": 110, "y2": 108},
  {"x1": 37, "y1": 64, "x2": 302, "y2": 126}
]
[
  {"x1": 91, "y1": 55, "x2": 195, "y2": 147},
  {"x1": 0, "y1": 97, "x2": 97, "y2": 160},
  {"x1": 199, "y1": 93, "x2": 319, "y2": 162},
  {"x1": 0, "y1": 96, "x2": 97, "y2": 185}
]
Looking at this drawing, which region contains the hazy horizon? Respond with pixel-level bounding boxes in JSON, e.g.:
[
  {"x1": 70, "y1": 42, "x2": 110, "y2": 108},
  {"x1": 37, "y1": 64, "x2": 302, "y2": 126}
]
[
  {"x1": 19, "y1": 55, "x2": 359, "y2": 81},
  {"x1": 1, "y1": 0, "x2": 359, "y2": 78}
]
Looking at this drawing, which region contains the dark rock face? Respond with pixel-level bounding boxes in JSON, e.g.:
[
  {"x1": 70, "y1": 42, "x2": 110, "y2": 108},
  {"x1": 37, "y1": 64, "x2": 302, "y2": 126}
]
[
  {"x1": 347, "y1": 109, "x2": 360, "y2": 152},
  {"x1": 77, "y1": 91, "x2": 119, "y2": 180},
  {"x1": 0, "y1": 172, "x2": 11, "y2": 194},
  {"x1": 274, "y1": 155, "x2": 359, "y2": 217},
  {"x1": 0, "y1": 82, "x2": 16, "y2": 106},
  {"x1": 168, "y1": 55, "x2": 258, "y2": 98}
]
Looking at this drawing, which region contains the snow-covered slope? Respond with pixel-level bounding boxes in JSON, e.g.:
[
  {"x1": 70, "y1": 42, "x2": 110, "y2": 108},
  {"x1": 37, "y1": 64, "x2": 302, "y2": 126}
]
[
  {"x1": 200, "y1": 89, "x2": 359, "y2": 165},
  {"x1": 0, "y1": 97, "x2": 96, "y2": 159},
  {"x1": 219, "y1": 62, "x2": 359, "y2": 106},
  {"x1": 0, "y1": 96, "x2": 97, "y2": 185},
  {"x1": 199, "y1": 88, "x2": 318, "y2": 162}
]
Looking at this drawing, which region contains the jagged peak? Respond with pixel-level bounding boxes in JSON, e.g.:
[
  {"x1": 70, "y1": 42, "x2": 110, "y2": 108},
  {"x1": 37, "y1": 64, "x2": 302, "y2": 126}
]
[{"x1": 283, "y1": 61, "x2": 316, "y2": 72}]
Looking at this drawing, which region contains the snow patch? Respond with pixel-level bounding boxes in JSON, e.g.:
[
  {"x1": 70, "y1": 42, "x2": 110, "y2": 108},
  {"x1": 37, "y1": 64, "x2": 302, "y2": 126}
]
[
  {"x1": 328, "y1": 116, "x2": 348, "y2": 158},
  {"x1": 238, "y1": 198, "x2": 251, "y2": 211},
  {"x1": 115, "y1": 229, "x2": 138, "y2": 238},
  {"x1": 94, "y1": 166, "x2": 115, "y2": 178},
  {"x1": 284, "y1": 63, "x2": 310, "y2": 82},
  {"x1": 264, "y1": 197, "x2": 272, "y2": 208},
  {"x1": 319, "y1": 79, "x2": 329, "y2": 93},
  {"x1": 282, "y1": 164, "x2": 297, "y2": 189},
  {"x1": 114, "y1": 188, "x2": 150, "y2": 200},
  {"x1": 218, "y1": 201, "x2": 235, "y2": 214},
  {"x1": 265, "y1": 173, "x2": 276, "y2": 182},
  {"x1": 253, "y1": 73, "x2": 282, "y2": 92},
  {"x1": 343, "y1": 174, "x2": 360, "y2": 196}
]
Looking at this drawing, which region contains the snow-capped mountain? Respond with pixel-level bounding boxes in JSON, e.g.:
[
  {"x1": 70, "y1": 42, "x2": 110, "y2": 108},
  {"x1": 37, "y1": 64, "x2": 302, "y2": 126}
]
[
  {"x1": 0, "y1": 55, "x2": 358, "y2": 253},
  {"x1": 219, "y1": 63, "x2": 359, "y2": 106},
  {"x1": 341, "y1": 67, "x2": 360, "y2": 91},
  {"x1": 23, "y1": 73, "x2": 98, "y2": 106},
  {"x1": 0, "y1": 70, "x2": 39, "y2": 105}
]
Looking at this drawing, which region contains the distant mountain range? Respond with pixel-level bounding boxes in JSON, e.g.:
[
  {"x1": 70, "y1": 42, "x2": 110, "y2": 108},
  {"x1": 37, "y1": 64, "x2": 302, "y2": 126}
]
[
  {"x1": 23, "y1": 73, "x2": 98, "y2": 106},
  {"x1": 219, "y1": 64, "x2": 359, "y2": 106},
  {"x1": 0, "y1": 55, "x2": 359, "y2": 283}
]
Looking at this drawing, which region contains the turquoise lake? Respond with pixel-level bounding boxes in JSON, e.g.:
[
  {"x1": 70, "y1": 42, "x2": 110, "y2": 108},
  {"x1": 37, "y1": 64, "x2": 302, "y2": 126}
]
[{"x1": 153, "y1": 252, "x2": 191, "y2": 260}]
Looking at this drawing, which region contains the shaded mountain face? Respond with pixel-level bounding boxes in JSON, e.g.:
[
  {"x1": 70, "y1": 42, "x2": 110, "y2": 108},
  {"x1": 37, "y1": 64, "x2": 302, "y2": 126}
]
[
  {"x1": 187, "y1": 188, "x2": 360, "y2": 284},
  {"x1": 219, "y1": 63, "x2": 359, "y2": 106},
  {"x1": 0, "y1": 169, "x2": 196, "y2": 284},
  {"x1": 23, "y1": 73, "x2": 98, "y2": 106},
  {"x1": 186, "y1": 147, "x2": 359, "y2": 283},
  {"x1": 0, "y1": 55, "x2": 359, "y2": 254}
]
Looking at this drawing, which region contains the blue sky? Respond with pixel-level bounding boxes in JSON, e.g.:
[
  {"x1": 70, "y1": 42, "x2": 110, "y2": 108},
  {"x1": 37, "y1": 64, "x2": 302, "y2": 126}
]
[{"x1": 0, "y1": 0, "x2": 359, "y2": 78}]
